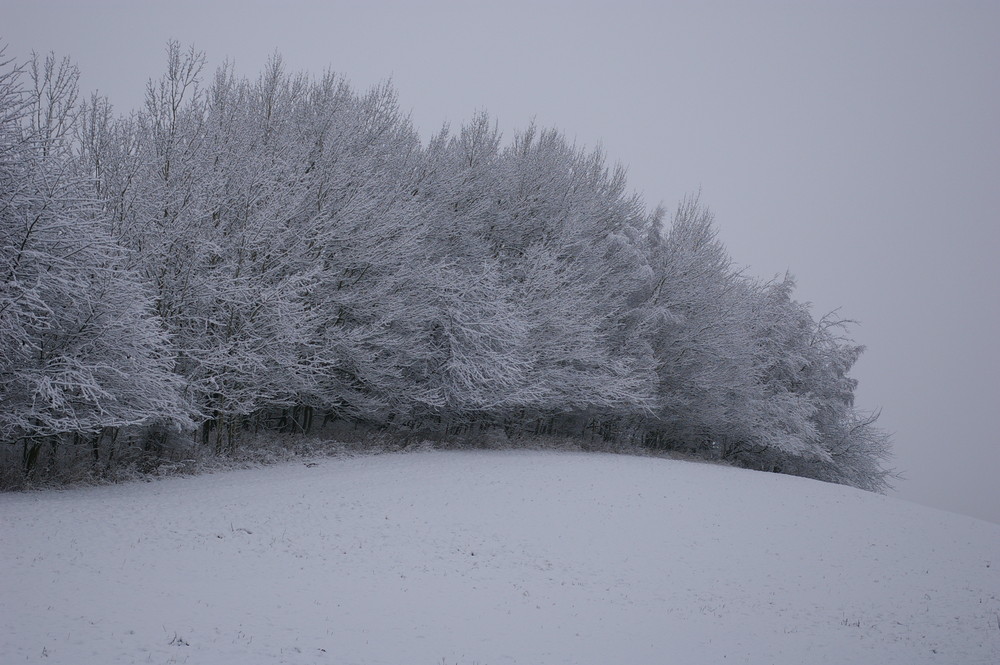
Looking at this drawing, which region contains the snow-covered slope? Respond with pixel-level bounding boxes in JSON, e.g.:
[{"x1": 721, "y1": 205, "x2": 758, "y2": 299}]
[{"x1": 2, "y1": 449, "x2": 998, "y2": 664}]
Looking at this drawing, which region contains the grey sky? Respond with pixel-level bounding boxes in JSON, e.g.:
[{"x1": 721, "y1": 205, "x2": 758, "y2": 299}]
[{"x1": 5, "y1": 0, "x2": 998, "y2": 523}]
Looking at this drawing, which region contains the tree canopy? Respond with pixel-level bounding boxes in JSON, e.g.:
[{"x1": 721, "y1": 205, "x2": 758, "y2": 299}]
[{"x1": 0, "y1": 43, "x2": 892, "y2": 491}]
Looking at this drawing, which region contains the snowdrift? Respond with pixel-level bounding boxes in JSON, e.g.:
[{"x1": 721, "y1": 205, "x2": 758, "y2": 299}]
[{"x1": 2, "y1": 449, "x2": 998, "y2": 664}]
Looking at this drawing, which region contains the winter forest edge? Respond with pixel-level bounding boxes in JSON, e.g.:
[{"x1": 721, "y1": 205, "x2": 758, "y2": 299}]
[{"x1": 0, "y1": 43, "x2": 893, "y2": 492}]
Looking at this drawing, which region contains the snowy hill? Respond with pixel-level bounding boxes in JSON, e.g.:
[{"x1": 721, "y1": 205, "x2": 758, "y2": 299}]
[{"x1": 2, "y1": 449, "x2": 998, "y2": 664}]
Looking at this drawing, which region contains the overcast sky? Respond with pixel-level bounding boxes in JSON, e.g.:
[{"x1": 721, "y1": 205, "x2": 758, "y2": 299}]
[{"x1": 5, "y1": 0, "x2": 998, "y2": 524}]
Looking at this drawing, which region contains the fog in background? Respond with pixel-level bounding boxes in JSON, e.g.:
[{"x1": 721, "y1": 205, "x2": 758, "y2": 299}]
[{"x1": 5, "y1": 0, "x2": 998, "y2": 523}]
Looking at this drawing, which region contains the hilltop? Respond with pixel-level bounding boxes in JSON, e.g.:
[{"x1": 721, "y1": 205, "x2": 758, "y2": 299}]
[{"x1": 2, "y1": 449, "x2": 997, "y2": 664}]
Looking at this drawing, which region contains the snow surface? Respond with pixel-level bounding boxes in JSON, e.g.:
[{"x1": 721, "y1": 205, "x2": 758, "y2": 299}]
[{"x1": 2, "y1": 449, "x2": 998, "y2": 664}]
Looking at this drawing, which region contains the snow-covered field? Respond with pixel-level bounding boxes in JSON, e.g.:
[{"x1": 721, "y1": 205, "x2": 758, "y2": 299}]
[{"x1": 2, "y1": 449, "x2": 998, "y2": 665}]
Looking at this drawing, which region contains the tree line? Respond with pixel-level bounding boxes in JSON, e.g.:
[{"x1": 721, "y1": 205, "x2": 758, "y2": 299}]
[{"x1": 0, "y1": 43, "x2": 892, "y2": 491}]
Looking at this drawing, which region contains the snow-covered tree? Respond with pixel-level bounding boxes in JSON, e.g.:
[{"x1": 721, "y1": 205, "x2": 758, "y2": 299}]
[
  {"x1": 2, "y1": 42, "x2": 893, "y2": 491},
  {"x1": 1, "y1": 49, "x2": 190, "y2": 474},
  {"x1": 744, "y1": 288, "x2": 893, "y2": 491},
  {"x1": 641, "y1": 198, "x2": 756, "y2": 450},
  {"x1": 494, "y1": 126, "x2": 656, "y2": 420}
]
